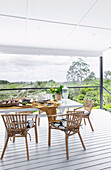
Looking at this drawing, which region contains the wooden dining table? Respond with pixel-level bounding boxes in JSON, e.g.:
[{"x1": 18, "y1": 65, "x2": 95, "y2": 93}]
[{"x1": 0, "y1": 99, "x2": 83, "y2": 115}]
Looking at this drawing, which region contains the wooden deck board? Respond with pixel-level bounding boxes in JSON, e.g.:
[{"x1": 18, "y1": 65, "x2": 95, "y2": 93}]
[{"x1": 0, "y1": 109, "x2": 111, "y2": 170}]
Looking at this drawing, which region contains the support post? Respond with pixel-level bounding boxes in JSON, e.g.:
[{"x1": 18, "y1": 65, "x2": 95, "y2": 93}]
[
  {"x1": 100, "y1": 56, "x2": 103, "y2": 109},
  {"x1": 26, "y1": 89, "x2": 28, "y2": 98}
]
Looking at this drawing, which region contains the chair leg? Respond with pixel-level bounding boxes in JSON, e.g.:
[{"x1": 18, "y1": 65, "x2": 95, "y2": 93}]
[
  {"x1": 88, "y1": 117, "x2": 94, "y2": 131},
  {"x1": 84, "y1": 118, "x2": 86, "y2": 125},
  {"x1": 48, "y1": 125, "x2": 51, "y2": 146},
  {"x1": 34, "y1": 124, "x2": 38, "y2": 143},
  {"x1": 65, "y1": 135, "x2": 69, "y2": 160},
  {"x1": 13, "y1": 136, "x2": 15, "y2": 143},
  {"x1": 38, "y1": 110, "x2": 40, "y2": 126},
  {"x1": 1, "y1": 136, "x2": 9, "y2": 159},
  {"x1": 25, "y1": 136, "x2": 29, "y2": 160},
  {"x1": 78, "y1": 131, "x2": 86, "y2": 150}
]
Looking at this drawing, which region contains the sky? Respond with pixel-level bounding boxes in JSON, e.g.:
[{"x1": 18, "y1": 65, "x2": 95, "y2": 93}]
[{"x1": 0, "y1": 50, "x2": 110, "y2": 82}]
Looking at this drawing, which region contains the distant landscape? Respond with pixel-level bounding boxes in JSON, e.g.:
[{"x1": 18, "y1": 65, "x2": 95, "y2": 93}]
[
  {"x1": 0, "y1": 58, "x2": 111, "y2": 111},
  {"x1": 0, "y1": 78, "x2": 111, "y2": 111}
]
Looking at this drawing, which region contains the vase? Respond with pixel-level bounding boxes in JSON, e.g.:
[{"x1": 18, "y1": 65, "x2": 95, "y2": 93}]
[
  {"x1": 52, "y1": 94, "x2": 55, "y2": 99},
  {"x1": 55, "y1": 94, "x2": 62, "y2": 100}
]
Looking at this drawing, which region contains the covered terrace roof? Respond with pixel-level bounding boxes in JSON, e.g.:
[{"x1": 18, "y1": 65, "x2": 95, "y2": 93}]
[{"x1": 0, "y1": 0, "x2": 111, "y2": 56}]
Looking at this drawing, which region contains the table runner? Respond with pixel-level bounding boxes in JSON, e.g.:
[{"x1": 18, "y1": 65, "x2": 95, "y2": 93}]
[
  {"x1": 32, "y1": 100, "x2": 60, "y2": 115},
  {"x1": 0, "y1": 100, "x2": 61, "y2": 116}
]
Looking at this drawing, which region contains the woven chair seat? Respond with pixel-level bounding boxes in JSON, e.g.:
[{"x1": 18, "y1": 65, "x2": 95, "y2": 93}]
[
  {"x1": 84, "y1": 110, "x2": 89, "y2": 116},
  {"x1": 74, "y1": 108, "x2": 89, "y2": 116},
  {"x1": 52, "y1": 120, "x2": 67, "y2": 130},
  {"x1": 27, "y1": 120, "x2": 34, "y2": 129},
  {"x1": 52, "y1": 119, "x2": 80, "y2": 132}
]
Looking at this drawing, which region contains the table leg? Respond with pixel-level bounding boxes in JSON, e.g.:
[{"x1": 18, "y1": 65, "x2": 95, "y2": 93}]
[{"x1": 38, "y1": 110, "x2": 40, "y2": 126}]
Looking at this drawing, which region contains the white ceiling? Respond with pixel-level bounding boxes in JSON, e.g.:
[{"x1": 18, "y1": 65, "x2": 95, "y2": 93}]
[{"x1": 0, "y1": 0, "x2": 111, "y2": 56}]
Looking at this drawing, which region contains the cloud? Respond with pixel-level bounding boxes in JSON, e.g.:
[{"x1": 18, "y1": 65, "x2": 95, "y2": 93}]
[
  {"x1": 0, "y1": 54, "x2": 71, "y2": 82},
  {"x1": 0, "y1": 54, "x2": 101, "y2": 82}
]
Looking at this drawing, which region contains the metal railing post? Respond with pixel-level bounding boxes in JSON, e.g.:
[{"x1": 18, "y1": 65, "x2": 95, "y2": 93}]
[
  {"x1": 100, "y1": 56, "x2": 103, "y2": 109},
  {"x1": 26, "y1": 89, "x2": 28, "y2": 98}
]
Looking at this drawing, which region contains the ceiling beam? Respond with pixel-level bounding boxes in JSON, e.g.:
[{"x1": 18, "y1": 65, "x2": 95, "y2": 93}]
[
  {"x1": 0, "y1": 13, "x2": 111, "y2": 31},
  {"x1": 0, "y1": 45, "x2": 102, "y2": 57}
]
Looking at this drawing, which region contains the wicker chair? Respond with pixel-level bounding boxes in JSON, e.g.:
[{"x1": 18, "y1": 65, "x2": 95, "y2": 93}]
[
  {"x1": 74, "y1": 100, "x2": 94, "y2": 131},
  {"x1": 13, "y1": 111, "x2": 38, "y2": 143},
  {"x1": 48, "y1": 111, "x2": 86, "y2": 160},
  {"x1": 1, "y1": 114, "x2": 35, "y2": 160}
]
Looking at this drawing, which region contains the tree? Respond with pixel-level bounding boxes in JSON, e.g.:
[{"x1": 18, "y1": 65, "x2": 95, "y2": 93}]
[
  {"x1": 0, "y1": 80, "x2": 9, "y2": 84},
  {"x1": 104, "y1": 70, "x2": 111, "y2": 79},
  {"x1": 84, "y1": 71, "x2": 96, "y2": 82},
  {"x1": 66, "y1": 58, "x2": 90, "y2": 82}
]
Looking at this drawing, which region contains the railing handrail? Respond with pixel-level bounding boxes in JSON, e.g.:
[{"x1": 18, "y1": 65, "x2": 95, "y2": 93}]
[
  {"x1": 103, "y1": 87, "x2": 111, "y2": 95},
  {"x1": 68, "y1": 86, "x2": 100, "y2": 89},
  {"x1": 0, "y1": 87, "x2": 50, "y2": 91},
  {"x1": 0, "y1": 85, "x2": 100, "y2": 91},
  {"x1": 1, "y1": 85, "x2": 111, "y2": 111}
]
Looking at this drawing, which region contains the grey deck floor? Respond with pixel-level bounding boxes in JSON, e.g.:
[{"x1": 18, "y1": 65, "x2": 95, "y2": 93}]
[{"x1": 0, "y1": 109, "x2": 111, "y2": 170}]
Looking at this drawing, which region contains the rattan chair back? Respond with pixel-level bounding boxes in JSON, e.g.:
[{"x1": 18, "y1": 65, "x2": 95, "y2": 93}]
[
  {"x1": 2, "y1": 114, "x2": 27, "y2": 136},
  {"x1": 66, "y1": 111, "x2": 84, "y2": 130},
  {"x1": 84, "y1": 100, "x2": 94, "y2": 113}
]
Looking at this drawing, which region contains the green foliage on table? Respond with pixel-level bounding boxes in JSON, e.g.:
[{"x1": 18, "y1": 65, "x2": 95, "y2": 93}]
[
  {"x1": 50, "y1": 87, "x2": 56, "y2": 94},
  {"x1": 55, "y1": 85, "x2": 63, "y2": 95},
  {"x1": 50, "y1": 85, "x2": 63, "y2": 95}
]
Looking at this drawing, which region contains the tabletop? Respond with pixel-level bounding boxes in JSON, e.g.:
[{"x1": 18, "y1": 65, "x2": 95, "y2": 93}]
[
  {"x1": 58, "y1": 99, "x2": 83, "y2": 108},
  {"x1": 0, "y1": 99, "x2": 83, "y2": 114}
]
